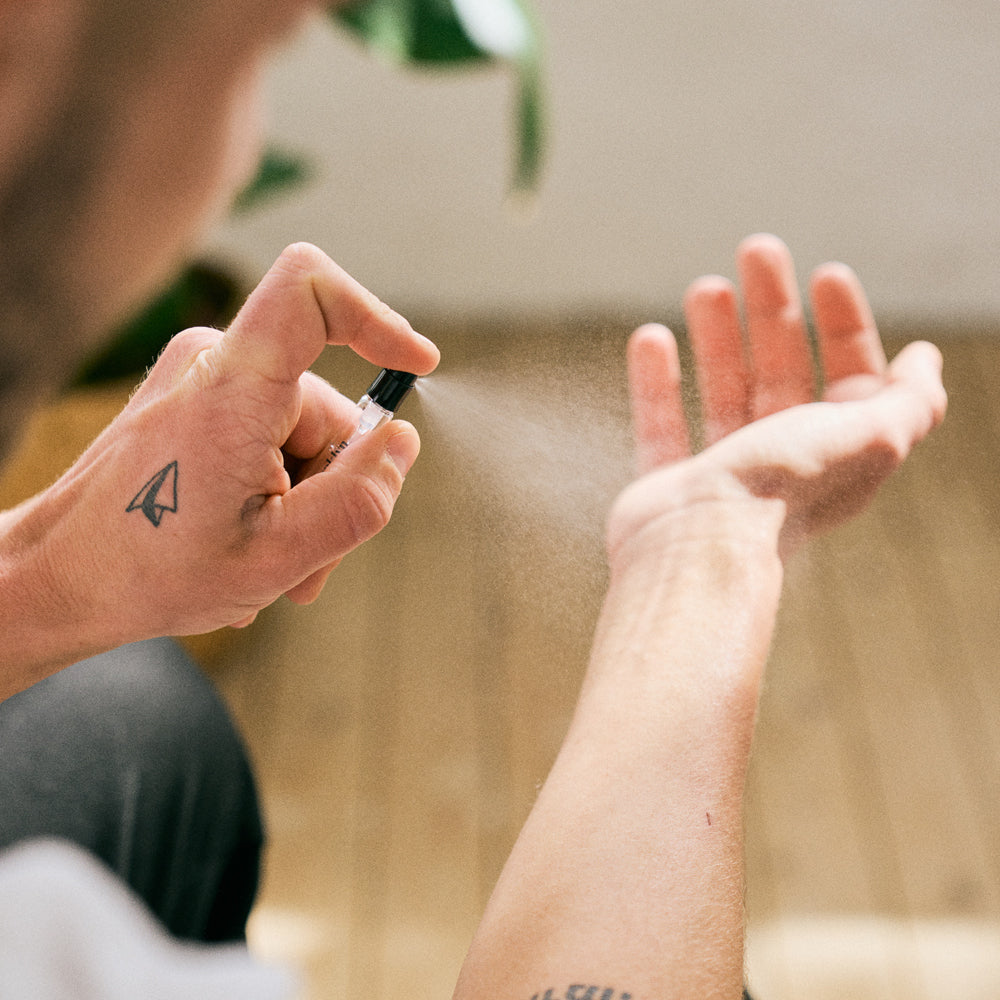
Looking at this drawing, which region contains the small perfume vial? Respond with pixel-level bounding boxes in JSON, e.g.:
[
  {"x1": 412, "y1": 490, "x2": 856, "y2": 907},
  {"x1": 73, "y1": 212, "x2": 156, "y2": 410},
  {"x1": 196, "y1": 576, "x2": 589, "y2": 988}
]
[
  {"x1": 309, "y1": 369, "x2": 418, "y2": 475},
  {"x1": 349, "y1": 369, "x2": 418, "y2": 441}
]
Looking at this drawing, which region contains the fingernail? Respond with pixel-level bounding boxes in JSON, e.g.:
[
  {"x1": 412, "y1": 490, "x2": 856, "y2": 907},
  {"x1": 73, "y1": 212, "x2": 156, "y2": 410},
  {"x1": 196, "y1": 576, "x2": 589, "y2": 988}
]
[{"x1": 386, "y1": 427, "x2": 420, "y2": 476}]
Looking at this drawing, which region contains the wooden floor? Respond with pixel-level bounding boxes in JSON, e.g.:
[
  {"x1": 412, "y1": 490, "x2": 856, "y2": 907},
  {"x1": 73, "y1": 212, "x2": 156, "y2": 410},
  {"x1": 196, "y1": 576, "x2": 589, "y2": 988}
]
[
  {"x1": 216, "y1": 328, "x2": 1000, "y2": 1000},
  {"x1": 4, "y1": 326, "x2": 1000, "y2": 997}
]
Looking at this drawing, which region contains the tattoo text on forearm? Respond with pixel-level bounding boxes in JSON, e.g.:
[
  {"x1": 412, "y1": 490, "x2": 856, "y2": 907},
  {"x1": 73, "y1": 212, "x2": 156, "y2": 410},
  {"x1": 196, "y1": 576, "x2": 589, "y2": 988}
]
[{"x1": 531, "y1": 987, "x2": 632, "y2": 1000}]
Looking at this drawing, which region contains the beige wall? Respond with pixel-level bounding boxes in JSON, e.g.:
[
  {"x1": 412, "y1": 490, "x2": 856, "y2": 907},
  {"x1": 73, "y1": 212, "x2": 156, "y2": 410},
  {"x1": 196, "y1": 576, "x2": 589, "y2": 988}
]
[{"x1": 210, "y1": 1, "x2": 1000, "y2": 325}]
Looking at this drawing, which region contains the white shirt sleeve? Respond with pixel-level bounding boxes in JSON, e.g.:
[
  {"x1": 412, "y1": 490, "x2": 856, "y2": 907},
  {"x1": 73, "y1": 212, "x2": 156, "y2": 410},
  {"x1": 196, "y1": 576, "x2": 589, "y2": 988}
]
[{"x1": 0, "y1": 839, "x2": 299, "y2": 1000}]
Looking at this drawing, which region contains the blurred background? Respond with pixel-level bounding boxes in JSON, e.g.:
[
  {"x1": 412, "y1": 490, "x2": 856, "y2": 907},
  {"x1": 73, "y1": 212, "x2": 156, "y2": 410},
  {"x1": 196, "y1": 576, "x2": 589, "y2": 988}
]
[
  {"x1": 3, "y1": 2, "x2": 1000, "y2": 998},
  {"x1": 210, "y1": 0, "x2": 1000, "y2": 325}
]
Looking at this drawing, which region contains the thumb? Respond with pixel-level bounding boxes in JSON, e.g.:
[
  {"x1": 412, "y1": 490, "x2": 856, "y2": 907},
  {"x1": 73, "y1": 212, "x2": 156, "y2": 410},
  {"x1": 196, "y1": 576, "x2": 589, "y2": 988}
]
[
  {"x1": 886, "y1": 340, "x2": 947, "y2": 426},
  {"x1": 863, "y1": 340, "x2": 947, "y2": 457},
  {"x1": 269, "y1": 421, "x2": 421, "y2": 575}
]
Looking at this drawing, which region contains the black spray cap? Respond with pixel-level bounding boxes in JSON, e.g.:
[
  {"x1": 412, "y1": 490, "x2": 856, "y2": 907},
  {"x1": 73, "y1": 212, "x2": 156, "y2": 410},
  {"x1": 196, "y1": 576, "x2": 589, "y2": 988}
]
[{"x1": 365, "y1": 368, "x2": 417, "y2": 413}]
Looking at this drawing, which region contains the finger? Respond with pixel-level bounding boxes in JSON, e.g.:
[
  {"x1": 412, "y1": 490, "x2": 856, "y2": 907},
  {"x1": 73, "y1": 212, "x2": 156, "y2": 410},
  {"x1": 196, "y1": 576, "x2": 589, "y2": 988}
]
[
  {"x1": 809, "y1": 261, "x2": 888, "y2": 402},
  {"x1": 683, "y1": 275, "x2": 752, "y2": 445},
  {"x1": 285, "y1": 559, "x2": 342, "y2": 605},
  {"x1": 842, "y1": 340, "x2": 946, "y2": 474},
  {"x1": 214, "y1": 243, "x2": 440, "y2": 385},
  {"x1": 283, "y1": 371, "x2": 358, "y2": 461},
  {"x1": 268, "y1": 420, "x2": 421, "y2": 566},
  {"x1": 737, "y1": 233, "x2": 816, "y2": 418},
  {"x1": 627, "y1": 323, "x2": 690, "y2": 473},
  {"x1": 884, "y1": 340, "x2": 948, "y2": 433}
]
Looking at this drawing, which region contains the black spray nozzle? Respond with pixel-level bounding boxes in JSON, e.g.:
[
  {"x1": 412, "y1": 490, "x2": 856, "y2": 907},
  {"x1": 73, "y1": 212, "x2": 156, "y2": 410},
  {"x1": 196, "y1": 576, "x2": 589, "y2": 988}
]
[{"x1": 365, "y1": 369, "x2": 417, "y2": 413}]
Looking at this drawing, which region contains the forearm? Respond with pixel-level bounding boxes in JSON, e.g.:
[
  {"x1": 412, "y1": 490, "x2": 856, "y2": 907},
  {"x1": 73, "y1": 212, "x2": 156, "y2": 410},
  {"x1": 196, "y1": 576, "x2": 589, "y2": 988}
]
[
  {"x1": 454, "y1": 235, "x2": 947, "y2": 1000},
  {"x1": 454, "y1": 500, "x2": 785, "y2": 1000},
  {"x1": 0, "y1": 491, "x2": 126, "y2": 696}
]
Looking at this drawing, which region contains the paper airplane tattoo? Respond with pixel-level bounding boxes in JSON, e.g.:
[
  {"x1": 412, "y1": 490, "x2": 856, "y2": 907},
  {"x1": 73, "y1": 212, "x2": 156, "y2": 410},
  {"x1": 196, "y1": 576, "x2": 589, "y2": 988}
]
[{"x1": 126, "y1": 460, "x2": 178, "y2": 527}]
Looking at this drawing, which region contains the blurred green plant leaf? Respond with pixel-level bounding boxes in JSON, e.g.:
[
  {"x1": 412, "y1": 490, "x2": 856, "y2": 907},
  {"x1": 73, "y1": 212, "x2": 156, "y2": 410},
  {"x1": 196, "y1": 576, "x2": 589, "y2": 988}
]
[
  {"x1": 71, "y1": 264, "x2": 242, "y2": 388},
  {"x1": 72, "y1": 150, "x2": 310, "y2": 387},
  {"x1": 332, "y1": 0, "x2": 544, "y2": 190},
  {"x1": 231, "y1": 147, "x2": 311, "y2": 214},
  {"x1": 336, "y1": 0, "x2": 489, "y2": 62},
  {"x1": 74, "y1": 5, "x2": 546, "y2": 391}
]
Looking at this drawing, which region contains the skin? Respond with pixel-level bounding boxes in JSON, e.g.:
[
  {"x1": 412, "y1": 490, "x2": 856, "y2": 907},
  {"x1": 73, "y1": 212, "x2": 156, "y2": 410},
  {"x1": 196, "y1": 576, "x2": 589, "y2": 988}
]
[
  {"x1": 0, "y1": 0, "x2": 348, "y2": 446},
  {"x1": 452, "y1": 235, "x2": 945, "y2": 1000},
  {"x1": 0, "y1": 0, "x2": 440, "y2": 696},
  {"x1": 0, "y1": 1, "x2": 948, "y2": 993},
  {"x1": 0, "y1": 242, "x2": 439, "y2": 695}
]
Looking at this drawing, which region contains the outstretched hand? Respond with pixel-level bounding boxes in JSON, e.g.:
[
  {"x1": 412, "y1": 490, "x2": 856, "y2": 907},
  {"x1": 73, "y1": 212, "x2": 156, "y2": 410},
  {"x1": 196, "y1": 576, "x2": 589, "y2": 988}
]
[
  {"x1": 609, "y1": 234, "x2": 947, "y2": 567},
  {"x1": 7, "y1": 244, "x2": 439, "y2": 672}
]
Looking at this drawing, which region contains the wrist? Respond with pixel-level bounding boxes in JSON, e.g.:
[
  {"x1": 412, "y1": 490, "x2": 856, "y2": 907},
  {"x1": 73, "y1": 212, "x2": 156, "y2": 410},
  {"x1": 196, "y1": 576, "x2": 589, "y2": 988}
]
[
  {"x1": 606, "y1": 457, "x2": 787, "y2": 581},
  {"x1": 593, "y1": 461, "x2": 787, "y2": 730},
  {"x1": 0, "y1": 487, "x2": 127, "y2": 695}
]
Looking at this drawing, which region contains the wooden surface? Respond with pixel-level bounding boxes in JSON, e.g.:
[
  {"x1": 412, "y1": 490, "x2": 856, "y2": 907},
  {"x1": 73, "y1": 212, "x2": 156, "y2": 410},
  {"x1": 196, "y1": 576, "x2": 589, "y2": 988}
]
[
  {"x1": 219, "y1": 330, "x2": 1000, "y2": 999},
  {"x1": 4, "y1": 327, "x2": 999, "y2": 997}
]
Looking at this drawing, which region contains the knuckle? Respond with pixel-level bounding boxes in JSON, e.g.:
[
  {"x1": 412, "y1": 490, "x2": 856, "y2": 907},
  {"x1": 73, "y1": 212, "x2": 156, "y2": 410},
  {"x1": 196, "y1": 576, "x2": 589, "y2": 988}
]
[
  {"x1": 275, "y1": 241, "x2": 327, "y2": 281},
  {"x1": 339, "y1": 472, "x2": 397, "y2": 545},
  {"x1": 354, "y1": 288, "x2": 400, "y2": 334},
  {"x1": 137, "y1": 327, "x2": 221, "y2": 393},
  {"x1": 157, "y1": 326, "x2": 220, "y2": 365}
]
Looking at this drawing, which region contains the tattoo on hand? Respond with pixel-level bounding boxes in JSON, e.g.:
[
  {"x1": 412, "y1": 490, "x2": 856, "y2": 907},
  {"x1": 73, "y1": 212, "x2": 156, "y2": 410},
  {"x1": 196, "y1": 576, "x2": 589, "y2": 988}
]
[
  {"x1": 532, "y1": 988, "x2": 632, "y2": 1000},
  {"x1": 126, "y1": 461, "x2": 179, "y2": 527}
]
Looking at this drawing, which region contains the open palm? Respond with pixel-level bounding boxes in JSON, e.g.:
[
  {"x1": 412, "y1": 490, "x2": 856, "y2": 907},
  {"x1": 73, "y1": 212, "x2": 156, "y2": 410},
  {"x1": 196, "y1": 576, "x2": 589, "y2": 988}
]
[{"x1": 610, "y1": 234, "x2": 947, "y2": 562}]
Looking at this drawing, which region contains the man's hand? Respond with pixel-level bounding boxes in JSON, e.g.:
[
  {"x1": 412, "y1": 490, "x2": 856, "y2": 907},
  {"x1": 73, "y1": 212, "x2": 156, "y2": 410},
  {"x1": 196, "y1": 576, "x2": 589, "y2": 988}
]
[
  {"x1": 0, "y1": 244, "x2": 439, "y2": 687},
  {"x1": 608, "y1": 233, "x2": 947, "y2": 569},
  {"x1": 454, "y1": 240, "x2": 946, "y2": 1000}
]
